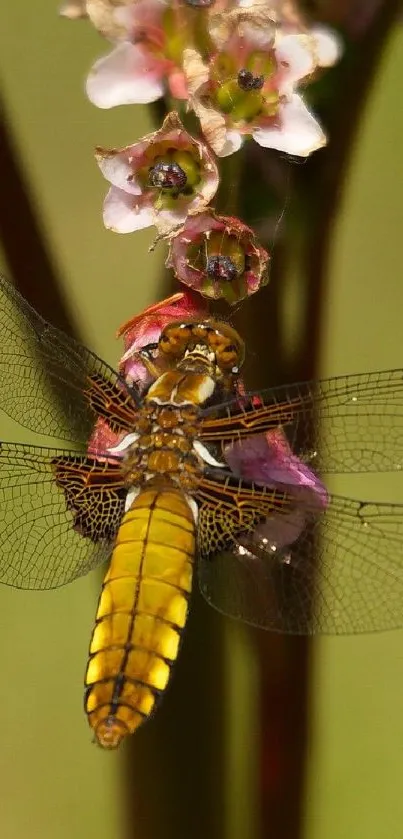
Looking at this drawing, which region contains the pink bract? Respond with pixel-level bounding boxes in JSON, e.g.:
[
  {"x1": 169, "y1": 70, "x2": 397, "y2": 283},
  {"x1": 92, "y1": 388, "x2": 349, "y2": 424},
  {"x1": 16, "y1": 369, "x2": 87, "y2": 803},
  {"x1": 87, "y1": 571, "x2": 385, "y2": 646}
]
[
  {"x1": 88, "y1": 289, "x2": 206, "y2": 454},
  {"x1": 118, "y1": 290, "x2": 207, "y2": 384},
  {"x1": 224, "y1": 428, "x2": 328, "y2": 549}
]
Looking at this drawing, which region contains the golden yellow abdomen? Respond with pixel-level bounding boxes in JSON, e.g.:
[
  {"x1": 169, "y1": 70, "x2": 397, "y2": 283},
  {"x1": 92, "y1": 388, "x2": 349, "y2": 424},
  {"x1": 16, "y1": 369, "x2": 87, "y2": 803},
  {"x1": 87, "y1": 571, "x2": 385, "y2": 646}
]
[{"x1": 85, "y1": 484, "x2": 195, "y2": 748}]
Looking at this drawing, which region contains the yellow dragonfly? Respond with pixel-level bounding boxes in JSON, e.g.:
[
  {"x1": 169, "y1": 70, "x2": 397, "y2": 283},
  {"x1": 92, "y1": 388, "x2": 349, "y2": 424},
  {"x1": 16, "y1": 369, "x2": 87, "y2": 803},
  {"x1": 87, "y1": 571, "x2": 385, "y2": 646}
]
[{"x1": 1, "y1": 275, "x2": 403, "y2": 748}]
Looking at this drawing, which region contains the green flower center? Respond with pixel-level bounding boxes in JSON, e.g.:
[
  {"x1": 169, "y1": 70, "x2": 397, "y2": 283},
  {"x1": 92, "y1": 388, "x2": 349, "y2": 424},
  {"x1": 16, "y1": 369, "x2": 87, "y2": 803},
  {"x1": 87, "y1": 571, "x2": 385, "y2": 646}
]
[
  {"x1": 188, "y1": 230, "x2": 246, "y2": 275},
  {"x1": 141, "y1": 147, "x2": 201, "y2": 210},
  {"x1": 211, "y1": 50, "x2": 279, "y2": 122},
  {"x1": 186, "y1": 228, "x2": 252, "y2": 302},
  {"x1": 162, "y1": 7, "x2": 188, "y2": 64}
]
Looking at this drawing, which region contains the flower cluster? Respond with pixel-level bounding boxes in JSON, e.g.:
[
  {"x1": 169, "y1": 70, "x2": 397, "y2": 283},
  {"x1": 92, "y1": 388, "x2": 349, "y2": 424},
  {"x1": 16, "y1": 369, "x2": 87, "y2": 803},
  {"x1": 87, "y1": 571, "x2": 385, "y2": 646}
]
[
  {"x1": 62, "y1": 0, "x2": 340, "y2": 508},
  {"x1": 62, "y1": 0, "x2": 341, "y2": 306}
]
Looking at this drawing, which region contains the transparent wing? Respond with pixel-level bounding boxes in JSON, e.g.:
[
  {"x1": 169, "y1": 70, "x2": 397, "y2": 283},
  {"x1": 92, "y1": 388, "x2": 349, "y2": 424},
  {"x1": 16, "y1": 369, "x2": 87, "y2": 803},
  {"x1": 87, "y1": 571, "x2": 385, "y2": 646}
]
[
  {"x1": 199, "y1": 369, "x2": 403, "y2": 473},
  {"x1": 197, "y1": 483, "x2": 403, "y2": 634},
  {"x1": 0, "y1": 274, "x2": 139, "y2": 443},
  {"x1": 0, "y1": 442, "x2": 126, "y2": 589}
]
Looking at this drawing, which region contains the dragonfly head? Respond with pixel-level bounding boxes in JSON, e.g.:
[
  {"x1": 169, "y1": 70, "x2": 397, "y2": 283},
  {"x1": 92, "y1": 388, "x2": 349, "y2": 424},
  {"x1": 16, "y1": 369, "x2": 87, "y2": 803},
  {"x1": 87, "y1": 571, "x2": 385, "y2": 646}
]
[{"x1": 158, "y1": 319, "x2": 245, "y2": 380}]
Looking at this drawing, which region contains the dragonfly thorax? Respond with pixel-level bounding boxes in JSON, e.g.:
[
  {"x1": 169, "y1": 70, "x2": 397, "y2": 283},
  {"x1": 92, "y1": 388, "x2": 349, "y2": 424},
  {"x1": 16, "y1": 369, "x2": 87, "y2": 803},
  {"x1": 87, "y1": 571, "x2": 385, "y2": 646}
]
[{"x1": 118, "y1": 395, "x2": 206, "y2": 493}]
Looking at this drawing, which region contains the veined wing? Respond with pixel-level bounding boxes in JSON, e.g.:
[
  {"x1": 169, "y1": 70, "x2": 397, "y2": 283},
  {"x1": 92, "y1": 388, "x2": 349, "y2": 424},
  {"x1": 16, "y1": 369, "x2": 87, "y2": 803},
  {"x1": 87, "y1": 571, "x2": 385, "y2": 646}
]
[
  {"x1": 196, "y1": 468, "x2": 403, "y2": 634},
  {"x1": 0, "y1": 442, "x2": 126, "y2": 589},
  {"x1": 199, "y1": 369, "x2": 403, "y2": 473},
  {"x1": 0, "y1": 274, "x2": 139, "y2": 444}
]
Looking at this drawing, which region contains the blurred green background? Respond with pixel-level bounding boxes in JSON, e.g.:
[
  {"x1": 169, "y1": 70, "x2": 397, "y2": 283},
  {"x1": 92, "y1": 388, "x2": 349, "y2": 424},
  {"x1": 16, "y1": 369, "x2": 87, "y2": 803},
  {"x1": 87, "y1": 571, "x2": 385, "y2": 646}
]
[{"x1": 0, "y1": 4, "x2": 403, "y2": 839}]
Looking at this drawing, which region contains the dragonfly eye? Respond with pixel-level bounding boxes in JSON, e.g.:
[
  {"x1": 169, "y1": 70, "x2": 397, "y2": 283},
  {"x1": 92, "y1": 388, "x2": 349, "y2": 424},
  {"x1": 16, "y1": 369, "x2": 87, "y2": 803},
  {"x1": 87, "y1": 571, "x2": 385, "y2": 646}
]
[
  {"x1": 158, "y1": 319, "x2": 245, "y2": 374},
  {"x1": 206, "y1": 324, "x2": 245, "y2": 371},
  {"x1": 215, "y1": 342, "x2": 241, "y2": 370},
  {"x1": 158, "y1": 324, "x2": 192, "y2": 357}
]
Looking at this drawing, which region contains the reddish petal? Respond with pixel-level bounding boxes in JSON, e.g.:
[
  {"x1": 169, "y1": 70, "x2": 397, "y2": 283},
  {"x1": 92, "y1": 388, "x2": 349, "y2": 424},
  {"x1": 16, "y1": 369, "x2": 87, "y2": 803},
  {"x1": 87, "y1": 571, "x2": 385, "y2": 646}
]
[
  {"x1": 225, "y1": 430, "x2": 327, "y2": 506},
  {"x1": 88, "y1": 418, "x2": 122, "y2": 460},
  {"x1": 168, "y1": 70, "x2": 189, "y2": 100}
]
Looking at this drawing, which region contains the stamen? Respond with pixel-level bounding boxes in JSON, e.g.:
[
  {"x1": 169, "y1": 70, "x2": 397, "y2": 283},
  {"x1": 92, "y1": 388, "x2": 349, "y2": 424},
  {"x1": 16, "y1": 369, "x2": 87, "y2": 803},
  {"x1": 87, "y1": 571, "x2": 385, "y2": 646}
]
[{"x1": 237, "y1": 69, "x2": 264, "y2": 91}]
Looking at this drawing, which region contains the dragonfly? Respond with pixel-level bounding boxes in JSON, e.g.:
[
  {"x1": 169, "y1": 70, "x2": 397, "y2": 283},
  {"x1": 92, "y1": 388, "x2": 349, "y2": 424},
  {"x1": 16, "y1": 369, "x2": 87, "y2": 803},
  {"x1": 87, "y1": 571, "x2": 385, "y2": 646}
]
[{"x1": 2, "y1": 275, "x2": 403, "y2": 749}]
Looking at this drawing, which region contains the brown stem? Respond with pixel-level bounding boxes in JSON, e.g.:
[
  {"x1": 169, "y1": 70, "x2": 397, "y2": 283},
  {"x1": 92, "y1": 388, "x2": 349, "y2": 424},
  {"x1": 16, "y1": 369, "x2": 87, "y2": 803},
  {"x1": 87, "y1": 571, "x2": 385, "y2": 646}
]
[
  {"x1": 232, "y1": 4, "x2": 401, "y2": 839},
  {"x1": 0, "y1": 93, "x2": 78, "y2": 335}
]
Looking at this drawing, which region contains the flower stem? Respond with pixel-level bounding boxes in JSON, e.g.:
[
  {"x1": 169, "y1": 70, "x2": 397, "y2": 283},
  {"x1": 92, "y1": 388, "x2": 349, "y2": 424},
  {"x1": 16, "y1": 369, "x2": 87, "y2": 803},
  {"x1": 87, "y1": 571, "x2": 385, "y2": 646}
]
[{"x1": 215, "y1": 149, "x2": 243, "y2": 216}]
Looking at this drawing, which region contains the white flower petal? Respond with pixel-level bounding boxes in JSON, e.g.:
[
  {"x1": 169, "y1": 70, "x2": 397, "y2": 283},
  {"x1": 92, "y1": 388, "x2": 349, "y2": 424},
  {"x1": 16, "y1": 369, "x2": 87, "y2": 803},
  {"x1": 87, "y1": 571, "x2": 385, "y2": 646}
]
[
  {"x1": 86, "y1": 42, "x2": 165, "y2": 108},
  {"x1": 95, "y1": 151, "x2": 142, "y2": 195},
  {"x1": 217, "y1": 130, "x2": 244, "y2": 158},
  {"x1": 156, "y1": 206, "x2": 189, "y2": 234},
  {"x1": 310, "y1": 25, "x2": 343, "y2": 67},
  {"x1": 276, "y1": 33, "x2": 315, "y2": 87},
  {"x1": 253, "y1": 94, "x2": 326, "y2": 157},
  {"x1": 114, "y1": 0, "x2": 166, "y2": 32},
  {"x1": 103, "y1": 187, "x2": 155, "y2": 232},
  {"x1": 59, "y1": 0, "x2": 86, "y2": 19}
]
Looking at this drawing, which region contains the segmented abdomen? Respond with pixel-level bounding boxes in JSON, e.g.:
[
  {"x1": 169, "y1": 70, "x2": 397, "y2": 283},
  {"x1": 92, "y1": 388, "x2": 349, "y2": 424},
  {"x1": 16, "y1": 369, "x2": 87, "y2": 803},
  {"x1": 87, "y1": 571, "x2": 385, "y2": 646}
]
[{"x1": 85, "y1": 484, "x2": 195, "y2": 748}]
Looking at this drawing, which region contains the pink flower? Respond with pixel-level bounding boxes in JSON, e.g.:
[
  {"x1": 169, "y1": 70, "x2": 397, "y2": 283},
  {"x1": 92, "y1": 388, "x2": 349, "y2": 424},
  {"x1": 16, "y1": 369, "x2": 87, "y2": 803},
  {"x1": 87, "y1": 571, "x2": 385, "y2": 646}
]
[
  {"x1": 86, "y1": 0, "x2": 195, "y2": 107},
  {"x1": 84, "y1": 0, "x2": 241, "y2": 107},
  {"x1": 166, "y1": 210, "x2": 269, "y2": 303},
  {"x1": 184, "y1": 6, "x2": 338, "y2": 157},
  {"x1": 95, "y1": 111, "x2": 220, "y2": 234},
  {"x1": 118, "y1": 290, "x2": 207, "y2": 384},
  {"x1": 224, "y1": 428, "x2": 328, "y2": 549}
]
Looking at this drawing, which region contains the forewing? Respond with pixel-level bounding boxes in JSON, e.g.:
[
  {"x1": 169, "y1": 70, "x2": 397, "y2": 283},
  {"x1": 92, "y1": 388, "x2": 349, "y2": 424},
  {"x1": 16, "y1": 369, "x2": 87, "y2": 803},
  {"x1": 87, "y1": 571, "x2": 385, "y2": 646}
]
[
  {"x1": 197, "y1": 480, "x2": 403, "y2": 634},
  {"x1": 0, "y1": 442, "x2": 126, "y2": 589},
  {"x1": 0, "y1": 274, "x2": 139, "y2": 443},
  {"x1": 199, "y1": 369, "x2": 403, "y2": 473}
]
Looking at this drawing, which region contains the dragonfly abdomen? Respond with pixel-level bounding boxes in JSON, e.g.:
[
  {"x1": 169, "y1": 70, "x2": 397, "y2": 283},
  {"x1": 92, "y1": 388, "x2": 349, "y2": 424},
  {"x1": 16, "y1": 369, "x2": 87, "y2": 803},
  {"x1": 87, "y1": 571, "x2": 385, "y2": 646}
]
[{"x1": 84, "y1": 483, "x2": 195, "y2": 748}]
